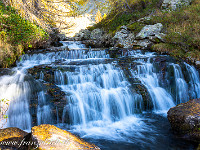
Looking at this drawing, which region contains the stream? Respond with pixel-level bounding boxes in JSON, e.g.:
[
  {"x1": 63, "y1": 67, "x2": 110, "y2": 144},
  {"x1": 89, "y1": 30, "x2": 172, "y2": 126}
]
[{"x1": 0, "y1": 41, "x2": 200, "y2": 149}]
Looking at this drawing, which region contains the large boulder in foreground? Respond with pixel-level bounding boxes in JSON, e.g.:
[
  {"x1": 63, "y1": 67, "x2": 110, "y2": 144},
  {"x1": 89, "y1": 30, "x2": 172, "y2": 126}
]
[
  {"x1": 31, "y1": 124, "x2": 100, "y2": 150},
  {"x1": 168, "y1": 99, "x2": 200, "y2": 141}
]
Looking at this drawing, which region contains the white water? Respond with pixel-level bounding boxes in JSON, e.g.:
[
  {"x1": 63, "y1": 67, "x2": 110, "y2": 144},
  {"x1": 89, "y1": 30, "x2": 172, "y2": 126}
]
[
  {"x1": 0, "y1": 70, "x2": 32, "y2": 129},
  {"x1": 185, "y1": 63, "x2": 200, "y2": 99},
  {"x1": 58, "y1": 64, "x2": 142, "y2": 125},
  {"x1": 37, "y1": 91, "x2": 52, "y2": 125},
  {"x1": 131, "y1": 56, "x2": 175, "y2": 114},
  {"x1": 171, "y1": 63, "x2": 189, "y2": 104},
  {"x1": 0, "y1": 41, "x2": 199, "y2": 145}
]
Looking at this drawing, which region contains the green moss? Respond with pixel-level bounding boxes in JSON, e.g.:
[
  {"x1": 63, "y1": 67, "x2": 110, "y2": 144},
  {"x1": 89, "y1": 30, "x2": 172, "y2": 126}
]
[
  {"x1": 127, "y1": 22, "x2": 145, "y2": 34},
  {"x1": 0, "y1": 1, "x2": 49, "y2": 68}
]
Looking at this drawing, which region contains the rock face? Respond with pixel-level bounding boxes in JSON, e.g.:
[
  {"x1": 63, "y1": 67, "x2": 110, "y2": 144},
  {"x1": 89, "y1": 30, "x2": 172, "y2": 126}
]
[
  {"x1": 31, "y1": 124, "x2": 100, "y2": 150},
  {"x1": 168, "y1": 99, "x2": 200, "y2": 141},
  {"x1": 162, "y1": 0, "x2": 193, "y2": 10},
  {"x1": 28, "y1": 65, "x2": 69, "y2": 125}
]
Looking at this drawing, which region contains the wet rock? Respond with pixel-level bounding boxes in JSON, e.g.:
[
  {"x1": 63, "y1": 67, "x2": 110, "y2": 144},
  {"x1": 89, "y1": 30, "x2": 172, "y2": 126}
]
[
  {"x1": 0, "y1": 127, "x2": 28, "y2": 149},
  {"x1": 28, "y1": 65, "x2": 71, "y2": 124},
  {"x1": 31, "y1": 124, "x2": 100, "y2": 150},
  {"x1": 90, "y1": 28, "x2": 104, "y2": 40},
  {"x1": 0, "y1": 68, "x2": 15, "y2": 76},
  {"x1": 136, "y1": 23, "x2": 163, "y2": 40},
  {"x1": 162, "y1": 0, "x2": 193, "y2": 10},
  {"x1": 83, "y1": 40, "x2": 105, "y2": 48},
  {"x1": 28, "y1": 66, "x2": 55, "y2": 83},
  {"x1": 168, "y1": 99, "x2": 200, "y2": 142}
]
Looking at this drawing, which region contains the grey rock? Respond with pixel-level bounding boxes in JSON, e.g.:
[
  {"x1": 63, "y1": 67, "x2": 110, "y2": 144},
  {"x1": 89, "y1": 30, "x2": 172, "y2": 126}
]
[
  {"x1": 132, "y1": 39, "x2": 153, "y2": 49},
  {"x1": 75, "y1": 29, "x2": 91, "y2": 40},
  {"x1": 162, "y1": 0, "x2": 193, "y2": 10},
  {"x1": 90, "y1": 28, "x2": 104, "y2": 40},
  {"x1": 113, "y1": 26, "x2": 135, "y2": 48},
  {"x1": 136, "y1": 23, "x2": 163, "y2": 40},
  {"x1": 196, "y1": 61, "x2": 200, "y2": 65}
]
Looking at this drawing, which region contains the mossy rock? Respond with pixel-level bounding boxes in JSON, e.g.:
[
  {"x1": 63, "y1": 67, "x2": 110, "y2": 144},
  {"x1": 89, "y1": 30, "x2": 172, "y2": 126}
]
[
  {"x1": 168, "y1": 99, "x2": 200, "y2": 142},
  {"x1": 31, "y1": 124, "x2": 100, "y2": 150}
]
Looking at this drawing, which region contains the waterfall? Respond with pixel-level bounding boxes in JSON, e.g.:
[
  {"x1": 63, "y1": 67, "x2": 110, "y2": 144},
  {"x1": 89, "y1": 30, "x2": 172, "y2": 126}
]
[
  {"x1": 131, "y1": 57, "x2": 175, "y2": 113},
  {"x1": 37, "y1": 91, "x2": 52, "y2": 125},
  {"x1": 57, "y1": 64, "x2": 143, "y2": 126},
  {"x1": 0, "y1": 41, "x2": 200, "y2": 144},
  {"x1": 60, "y1": 41, "x2": 86, "y2": 49},
  {"x1": 0, "y1": 70, "x2": 32, "y2": 129},
  {"x1": 171, "y1": 63, "x2": 189, "y2": 103},
  {"x1": 185, "y1": 63, "x2": 200, "y2": 99}
]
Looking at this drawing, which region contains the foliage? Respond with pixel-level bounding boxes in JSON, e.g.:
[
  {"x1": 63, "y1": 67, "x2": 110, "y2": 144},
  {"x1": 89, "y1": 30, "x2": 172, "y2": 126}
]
[
  {"x1": 150, "y1": 0, "x2": 200, "y2": 61},
  {"x1": 95, "y1": 10, "x2": 103, "y2": 23},
  {"x1": 0, "y1": 1, "x2": 48, "y2": 68},
  {"x1": 91, "y1": 0, "x2": 162, "y2": 34}
]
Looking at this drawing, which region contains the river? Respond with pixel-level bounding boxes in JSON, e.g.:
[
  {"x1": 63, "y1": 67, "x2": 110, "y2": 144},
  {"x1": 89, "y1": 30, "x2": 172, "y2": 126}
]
[{"x1": 0, "y1": 41, "x2": 199, "y2": 149}]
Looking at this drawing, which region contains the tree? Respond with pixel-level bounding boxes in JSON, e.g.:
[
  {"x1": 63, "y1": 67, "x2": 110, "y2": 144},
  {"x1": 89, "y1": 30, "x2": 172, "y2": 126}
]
[{"x1": 95, "y1": 10, "x2": 102, "y2": 23}]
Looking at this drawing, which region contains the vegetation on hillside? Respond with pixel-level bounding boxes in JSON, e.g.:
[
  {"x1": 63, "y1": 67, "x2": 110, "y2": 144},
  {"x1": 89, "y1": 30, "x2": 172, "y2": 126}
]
[
  {"x1": 91, "y1": 0, "x2": 200, "y2": 62},
  {"x1": 91, "y1": 0, "x2": 162, "y2": 34},
  {"x1": 150, "y1": 0, "x2": 200, "y2": 61},
  {"x1": 0, "y1": 1, "x2": 48, "y2": 68}
]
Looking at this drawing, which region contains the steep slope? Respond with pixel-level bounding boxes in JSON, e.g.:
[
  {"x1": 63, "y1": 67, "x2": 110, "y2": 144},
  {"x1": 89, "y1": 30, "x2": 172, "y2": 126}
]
[{"x1": 0, "y1": 1, "x2": 48, "y2": 68}]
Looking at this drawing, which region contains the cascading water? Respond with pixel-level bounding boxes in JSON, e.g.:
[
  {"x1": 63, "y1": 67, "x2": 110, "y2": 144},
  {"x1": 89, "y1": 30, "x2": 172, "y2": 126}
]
[
  {"x1": 171, "y1": 63, "x2": 189, "y2": 103},
  {"x1": 58, "y1": 64, "x2": 142, "y2": 126},
  {"x1": 0, "y1": 41, "x2": 200, "y2": 149},
  {"x1": 131, "y1": 56, "x2": 175, "y2": 113},
  {"x1": 37, "y1": 91, "x2": 52, "y2": 125},
  {"x1": 0, "y1": 70, "x2": 32, "y2": 129},
  {"x1": 184, "y1": 63, "x2": 200, "y2": 99}
]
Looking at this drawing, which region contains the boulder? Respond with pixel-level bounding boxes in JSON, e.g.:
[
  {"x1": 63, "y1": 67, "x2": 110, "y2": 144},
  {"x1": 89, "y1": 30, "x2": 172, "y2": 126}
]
[
  {"x1": 162, "y1": 0, "x2": 193, "y2": 10},
  {"x1": 168, "y1": 99, "x2": 200, "y2": 141},
  {"x1": 136, "y1": 23, "x2": 163, "y2": 40},
  {"x1": 113, "y1": 25, "x2": 135, "y2": 48},
  {"x1": 114, "y1": 26, "x2": 130, "y2": 40},
  {"x1": 133, "y1": 39, "x2": 153, "y2": 49},
  {"x1": 31, "y1": 124, "x2": 100, "y2": 150},
  {"x1": 90, "y1": 29, "x2": 104, "y2": 40},
  {"x1": 74, "y1": 29, "x2": 91, "y2": 41},
  {"x1": 0, "y1": 127, "x2": 28, "y2": 148}
]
